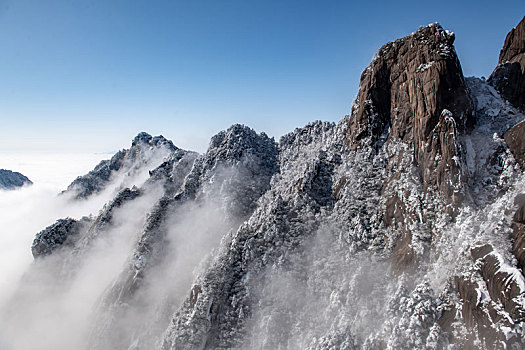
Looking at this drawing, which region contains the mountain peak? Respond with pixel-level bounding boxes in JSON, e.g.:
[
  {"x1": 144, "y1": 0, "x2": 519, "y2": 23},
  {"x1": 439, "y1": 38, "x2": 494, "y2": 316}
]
[
  {"x1": 64, "y1": 133, "x2": 180, "y2": 199},
  {"x1": 131, "y1": 132, "x2": 177, "y2": 150},
  {"x1": 498, "y1": 16, "x2": 525, "y2": 65},
  {"x1": 132, "y1": 131, "x2": 153, "y2": 145},
  {"x1": 346, "y1": 22, "x2": 473, "y2": 204},
  {"x1": 7, "y1": 18, "x2": 525, "y2": 350},
  {"x1": 489, "y1": 16, "x2": 525, "y2": 111},
  {"x1": 208, "y1": 124, "x2": 275, "y2": 159}
]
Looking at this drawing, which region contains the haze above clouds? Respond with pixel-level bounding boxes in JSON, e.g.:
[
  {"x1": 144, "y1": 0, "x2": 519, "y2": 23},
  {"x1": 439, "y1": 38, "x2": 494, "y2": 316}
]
[{"x1": 0, "y1": 154, "x2": 106, "y2": 310}]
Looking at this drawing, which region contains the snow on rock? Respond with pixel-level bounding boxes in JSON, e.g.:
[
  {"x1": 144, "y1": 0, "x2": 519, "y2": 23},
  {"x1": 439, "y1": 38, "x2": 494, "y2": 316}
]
[
  {"x1": 63, "y1": 132, "x2": 178, "y2": 199},
  {"x1": 31, "y1": 217, "x2": 89, "y2": 258},
  {"x1": 6, "y1": 19, "x2": 525, "y2": 350},
  {"x1": 0, "y1": 169, "x2": 32, "y2": 190},
  {"x1": 86, "y1": 124, "x2": 280, "y2": 350}
]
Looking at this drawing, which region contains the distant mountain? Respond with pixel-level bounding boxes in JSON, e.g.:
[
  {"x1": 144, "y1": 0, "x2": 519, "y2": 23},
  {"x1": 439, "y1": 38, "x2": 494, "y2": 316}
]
[
  {"x1": 3, "y1": 17, "x2": 525, "y2": 350},
  {"x1": 0, "y1": 169, "x2": 32, "y2": 190},
  {"x1": 62, "y1": 132, "x2": 189, "y2": 199}
]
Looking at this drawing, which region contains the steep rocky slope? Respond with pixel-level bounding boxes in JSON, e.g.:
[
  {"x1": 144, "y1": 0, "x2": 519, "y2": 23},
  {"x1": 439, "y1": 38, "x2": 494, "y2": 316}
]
[
  {"x1": 489, "y1": 16, "x2": 525, "y2": 111},
  {"x1": 347, "y1": 23, "x2": 473, "y2": 205},
  {"x1": 2, "y1": 19, "x2": 525, "y2": 350},
  {"x1": 0, "y1": 169, "x2": 32, "y2": 190},
  {"x1": 159, "y1": 23, "x2": 525, "y2": 349},
  {"x1": 88, "y1": 124, "x2": 279, "y2": 350}
]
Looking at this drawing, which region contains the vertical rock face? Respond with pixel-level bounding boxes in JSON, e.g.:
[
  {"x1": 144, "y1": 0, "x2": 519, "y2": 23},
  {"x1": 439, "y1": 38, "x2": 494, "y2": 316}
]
[
  {"x1": 345, "y1": 23, "x2": 475, "y2": 273},
  {"x1": 489, "y1": 16, "x2": 525, "y2": 111},
  {"x1": 499, "y1": 16, "x2": 525, "y2": 65},
  {"x1": 512, "y1": 194, "x2": 525, "y2": 273},
  {"x1": 504, "y1": 120, "x2": 525, "y2": 167},
  {"x1": 346, "y1": 23, "x2": 473, "y2": 205}
]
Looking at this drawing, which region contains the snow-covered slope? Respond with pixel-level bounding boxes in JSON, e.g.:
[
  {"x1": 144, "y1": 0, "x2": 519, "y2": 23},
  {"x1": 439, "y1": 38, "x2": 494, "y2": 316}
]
[{"x1": 2, "y1": 19, "x2": 525, "y2": 350}]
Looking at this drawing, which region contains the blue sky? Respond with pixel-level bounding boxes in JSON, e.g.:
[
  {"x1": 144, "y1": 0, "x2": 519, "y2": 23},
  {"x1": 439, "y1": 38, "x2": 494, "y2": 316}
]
[{"x1": 0, "y1": 0, "x2": 523, "y2": 153}]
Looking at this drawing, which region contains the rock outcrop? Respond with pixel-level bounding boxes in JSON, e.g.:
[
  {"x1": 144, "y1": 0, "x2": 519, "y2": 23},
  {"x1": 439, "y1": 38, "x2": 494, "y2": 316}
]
[
  {"x1": 489, "y1": 16, "x2": 525, "y2": 111},
  {"x1": 434, "y1": 18, "x2": 525, "y2": 344},
  {"x1": 512, "y1": 194, "x2": 525, "y2": 274},
  {"x1": 446, "y1": 243, "x2": 525, "y2": 349},
  {"x1": 346, "y1": 23, "x2": 473, "y2": 205},
  {"x1": 115, "y1": 124, "x2": 279, "y2": 299},
  {"x1": 504, "y1": 120, "x2": 525, "y2": 167},
  {"x1": 0, "y1": 169, "x2": 32, "y2": 190},
  {"x1": 344, "y1": 23, "x2": 475, "y2": 274},
  {"x1": 31, "y1": 218, "x2": 89, "y2": 258}
]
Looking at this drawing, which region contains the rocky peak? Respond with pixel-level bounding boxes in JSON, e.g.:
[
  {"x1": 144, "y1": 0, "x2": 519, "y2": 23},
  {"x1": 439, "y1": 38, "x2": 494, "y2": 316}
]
[
  {"x1": 85, "y1": 124, "x2": 281, "y2": 350},
  {"x1": 489, "y1": 16, "x2": 525, "y2": 111},
  {"x1": 498, "y1": 16, "x2": 525, "y2": 65},
  {"x1": 132, "y1": 131, "x2": 153, "y2": 145},
  {"x1": 201, "y1": 124, "x2": 279, "y2": 198},
  {"x1": 64, "y1": 132, "x2": 179, "y2": 199},
  {"x1": 207, "y1": 124, "x2": 275, "y2": 163},
  {"x1": 347, "y1": 23, "x2": 473, "y2": 146},
  {"x1": 346, "y1": 23, "x2": 473, "y2": 204},
  {"x1": 132, "y1": 132, "x2": 177, "y2": 151},
  {"x1": 188, "y1": 124, "x2": 279, "y2": 217}
]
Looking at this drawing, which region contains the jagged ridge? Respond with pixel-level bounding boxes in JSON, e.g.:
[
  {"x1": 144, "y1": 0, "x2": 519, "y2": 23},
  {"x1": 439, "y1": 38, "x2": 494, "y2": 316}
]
[{"x1": 5, "y1": 18, "x2": 525, "y2": 350}]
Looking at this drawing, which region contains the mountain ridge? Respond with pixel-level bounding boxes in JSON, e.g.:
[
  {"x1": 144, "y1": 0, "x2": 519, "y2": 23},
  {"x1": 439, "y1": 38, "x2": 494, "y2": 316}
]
[{"x1": 2, "y1": 18, "x2": 525, "y2": 350}]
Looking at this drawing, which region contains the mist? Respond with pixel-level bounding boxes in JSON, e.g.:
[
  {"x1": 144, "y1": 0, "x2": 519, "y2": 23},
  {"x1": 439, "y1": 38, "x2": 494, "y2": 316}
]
[
  {"x1": 0, "y1": 153, "x2": 105, "y2": 308},
  {"x1": 242, "y1": 224, "x2": 395, "y2": 349},
  {"x1": 0, "y1": 151, "x2": 175, "y2": 349},
  {"x1": 0, "y1": 146, "x2": 264, "y2": 350},
  {"x1": 1, "y1": 121, "x2": 523, "y2": 349}
]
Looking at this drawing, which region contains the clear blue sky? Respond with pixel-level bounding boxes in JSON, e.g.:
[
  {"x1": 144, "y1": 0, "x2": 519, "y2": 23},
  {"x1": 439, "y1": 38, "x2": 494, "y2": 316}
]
[{"x1": 0, "y1": 0, "x2": 523, "y2": 153}]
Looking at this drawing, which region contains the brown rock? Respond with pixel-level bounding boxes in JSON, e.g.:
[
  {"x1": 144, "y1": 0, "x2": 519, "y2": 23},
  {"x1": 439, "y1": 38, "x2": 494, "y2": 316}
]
[
  {"x1": 503, "y1": 120, "x2": 525, "y2": 168},
  {"x1": 512, "y1": 194, "x2": 525, "y2": 273},
  {"x1": 420, "y1": 109, "x2": 465, "y2": 205},
  {"x1": 391, "y1": 231, "x2": 416, "y2": 273},
  {"x1": 354, "y1": 24, "x2": 474, "y2": 274},
  {"x1": 489, "y1": 16, "x2": 525, "y2": 110},
  {"x1": 512, "y1": 222, "x2": 525, "y2": 273},
  {"x1": 444, "y1": 241, "x2": 525, "y2": 349},
  {"x1": 514, "y1": 193, "x2": 525, "y2": 223},
  {"x1": 383, "y1": 194, "x2": 405, "y2": 227},
  {"x1": 499, "y1": 16, "x2": 525, "y2": 65},
  {"x1": 475, "y1": 252, "x2": 525, "y2": 321},
  {"x1": 453, "y1": 276, "x2": 509, "y2": 349},
  {"x1": 346, "y1": 23, "x2": 473, "y2": 204}
]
